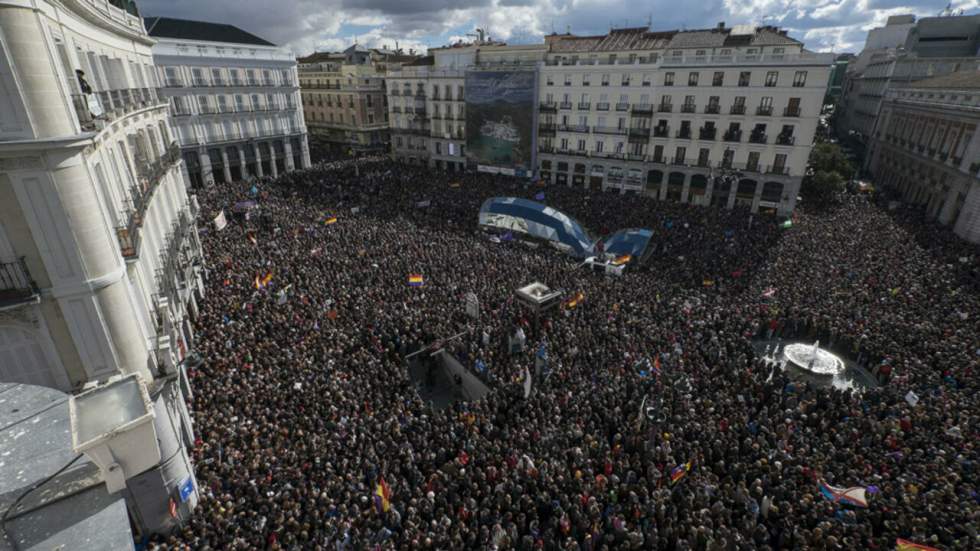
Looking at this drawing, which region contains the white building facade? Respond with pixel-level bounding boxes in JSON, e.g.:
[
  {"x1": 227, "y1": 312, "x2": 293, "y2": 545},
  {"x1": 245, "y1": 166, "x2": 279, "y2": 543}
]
[
  {"x1": 868, "y1": 72, "x2": 980, "y2": 243},
  {"x1": 147, "y1": 17, "x2": 310, "y2": 187},
  {"x1": 0, "y1": 0, "x2": 200, "y2": 534},
  {"x1": 538, "y1": 26, "x2": 832, "y2": 216}
]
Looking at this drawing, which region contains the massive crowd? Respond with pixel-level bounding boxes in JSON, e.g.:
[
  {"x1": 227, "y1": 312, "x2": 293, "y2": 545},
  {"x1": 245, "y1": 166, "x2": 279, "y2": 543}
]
[{"x1": 153, "y1": 160, "x2": 977, "y2": 550}]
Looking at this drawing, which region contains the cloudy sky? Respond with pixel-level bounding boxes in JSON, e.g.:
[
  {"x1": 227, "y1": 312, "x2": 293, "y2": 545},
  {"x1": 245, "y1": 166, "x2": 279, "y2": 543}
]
[{"x1": 140, "y1": 0, "x2": 979, "y2": 56}]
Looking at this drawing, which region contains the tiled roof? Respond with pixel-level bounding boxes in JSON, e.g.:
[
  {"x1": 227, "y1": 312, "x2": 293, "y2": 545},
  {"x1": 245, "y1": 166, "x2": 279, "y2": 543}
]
[
  {"x1": 748, "y1": 27, "x2": 801, "y2": 46},
  {"x1": 549, "y1": 25, "x2": 800, "y2": 53},
  {"x1": 297, "y1": 52, "x2": 344, "y2": 64},
  {"x1": 909, "y1": 70, "x2": 980, "y2": 90},
  {"x1": 404, "y1": 56, "x2": 435, "y2": 67},
  {"x1": 668, "y1": 30, "x2": 727, "y2": 49},
  {"x1": 144, "y1": 17, "x2": 276, "y2": 47},
  {"x1": 549, "y1": 28, "x2": 675, "y2": 53}
]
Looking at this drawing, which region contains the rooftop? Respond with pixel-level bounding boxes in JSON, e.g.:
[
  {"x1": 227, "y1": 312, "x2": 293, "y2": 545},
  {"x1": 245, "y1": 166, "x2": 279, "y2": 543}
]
[
  {"x1": 297, "y1": 51, "x2": 345, "y2": 64},
  {"x1": 905, "y1": 70, "x2": 980, "y2": 90},
  {"x1": 144, "y1": 16, "x2": 276, "y2": 47},
  {"x1": 546, "y1": 24, "x2": 800, "y2": 53}
]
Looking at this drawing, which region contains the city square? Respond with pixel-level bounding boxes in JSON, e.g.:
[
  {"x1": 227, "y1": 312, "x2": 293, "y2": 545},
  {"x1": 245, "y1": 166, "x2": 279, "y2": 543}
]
[{"x1": 0, "y1": 1, "x2": 978, "y2": 550}]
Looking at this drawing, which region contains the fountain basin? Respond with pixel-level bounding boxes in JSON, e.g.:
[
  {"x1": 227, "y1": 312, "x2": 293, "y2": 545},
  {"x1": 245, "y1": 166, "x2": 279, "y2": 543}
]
[{"x1": 783, "y1": 343, "x2": 846, "y2": 377}]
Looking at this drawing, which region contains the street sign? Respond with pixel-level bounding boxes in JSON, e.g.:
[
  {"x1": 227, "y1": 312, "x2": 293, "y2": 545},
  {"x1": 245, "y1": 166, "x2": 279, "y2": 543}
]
[{"x1": 178, "y1": 477, "x2": 194, "y2": 503}]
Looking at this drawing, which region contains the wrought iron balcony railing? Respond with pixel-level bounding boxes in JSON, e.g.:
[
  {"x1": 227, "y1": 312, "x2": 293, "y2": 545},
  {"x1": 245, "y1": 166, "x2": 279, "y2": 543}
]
[
  {"x1": 116, "y1": 141, "x2": 182, "y2": 260},
  {"x1": 0, "y1": 258, "x2": 41, "y2": 310},
  {"x1": 72, "y1": 87, "x2": 161, "y2": 131}
]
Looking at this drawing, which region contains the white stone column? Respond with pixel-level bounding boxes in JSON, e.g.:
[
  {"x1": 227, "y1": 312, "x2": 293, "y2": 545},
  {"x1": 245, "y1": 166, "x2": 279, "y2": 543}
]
[
  {"x1": 953, "y1": 179, "x2": 980, "y2": 243},
  {"x1": 0, "y1": 5, "x2": 75, "y2": 138},
  {"x1": 658, "y1": 177, "x2": 667, "y2": 201},
  {"x1": 751, "y1": 181, "x2": 764, "y2": 213},
  {"x1": 199, "y1": 147, "x2": 214, "y2": 186},
  {"x1": 936, "y1": 179, "x2": 959, "y2": 225},
  {"x1": 726, "y1": 180, "x2": 737, "y2": 210},
  {"x1": 284, "y1": 141, "x2": 296, "y2": 171},
  {"x1": 12, "y1": 148, "x2": 154, "y2": 383},
  {"x1": 237, "y1": 146, "x2": 248, "y2": 179},
  {"x1": 254, "y1": 144, "x2": 265, "y2": 178},
  {"x1": 300, "y1": 135, "x2": 312, "y2": 168},
  {"x1": 219, "y1": 149, "x2": 232, "y2": 183},
  {"x1": 680, "y1": 172, "x2": 691, "y2": 204},
  {"x1": 268, "y1": 145, "x2": 278, "y2": 178}
]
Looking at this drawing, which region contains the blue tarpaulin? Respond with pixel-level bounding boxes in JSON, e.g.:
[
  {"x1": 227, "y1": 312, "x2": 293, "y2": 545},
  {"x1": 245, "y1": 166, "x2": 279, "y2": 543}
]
[
  {"x1": 479, "y1": 197, "x2": 595, "y2": 257},
  {"x1": 601, "y1": 228, "x2": 654, "y2": 257}
]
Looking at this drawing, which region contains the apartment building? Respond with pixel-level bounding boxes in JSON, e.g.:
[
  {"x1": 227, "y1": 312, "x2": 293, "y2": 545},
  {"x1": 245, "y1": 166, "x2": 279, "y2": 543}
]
[
  {"x1": 0, "y1": 0, "x2": 201, "y2": 532},
  {"x1": 868, "y1": 72, "x2": 980, "y2": 243},
  {"x1": 298, "y1": 46, "x2": 414, "y2": 156},
  {"x1": 838, "y1": 14, "x2": 980, "y2": 143},
  {"x1": 147, "y1": 17, "x2": 310, "y2": 187},
  {"x1": 538, "y1": 25, "x2": 831, "y2": 215},
  {"x1": 385, "y1": 41, "x2": 546, "y2": 171}
]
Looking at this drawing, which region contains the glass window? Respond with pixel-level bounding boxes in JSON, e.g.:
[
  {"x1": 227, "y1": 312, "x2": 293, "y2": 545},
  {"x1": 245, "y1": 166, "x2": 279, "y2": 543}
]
[
  {"x1": 688, "y1": 72, "x2": 699, "y2": 86},
  {"x1": 664, "y1": 72, "x2": 674, "y2": 86},
  {"x1": 765, "y1": 71, "x2": 778, "y2": 87}
]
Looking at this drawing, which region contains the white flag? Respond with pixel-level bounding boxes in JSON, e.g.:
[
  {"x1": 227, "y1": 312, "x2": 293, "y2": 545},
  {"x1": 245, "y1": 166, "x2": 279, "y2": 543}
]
[
  {"x1": 214, "y1": 210, "x2": 228, "y2": 231},
  {"x1": 523, "y1": 366, "x2": 532, "y2": 399}
]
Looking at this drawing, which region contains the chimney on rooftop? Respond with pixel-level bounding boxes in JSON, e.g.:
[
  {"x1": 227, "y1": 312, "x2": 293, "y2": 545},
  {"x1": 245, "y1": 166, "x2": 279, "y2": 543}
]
[{"x1": 717, "y1": 22, "x2": 725, "y2": 30}]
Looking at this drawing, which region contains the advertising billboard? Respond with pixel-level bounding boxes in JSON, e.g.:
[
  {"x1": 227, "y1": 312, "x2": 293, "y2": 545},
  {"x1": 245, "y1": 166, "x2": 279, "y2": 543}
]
[{"x1": 465, "y1": 70, "x2": 535, "y2": 176}]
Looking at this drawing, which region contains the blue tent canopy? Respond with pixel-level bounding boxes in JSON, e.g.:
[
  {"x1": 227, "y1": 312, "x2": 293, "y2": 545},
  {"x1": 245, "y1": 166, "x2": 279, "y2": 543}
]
[
  {"x1": 601, "y1": 228, "x2": 654, "y2": 257},
  {"x1": 479, "y1": 197, "x2": 595, "y2": 257}
]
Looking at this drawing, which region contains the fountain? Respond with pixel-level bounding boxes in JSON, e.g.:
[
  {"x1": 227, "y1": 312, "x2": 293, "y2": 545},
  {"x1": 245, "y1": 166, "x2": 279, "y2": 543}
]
[{"x1": 782, "y1": 340, "x2": 846, "y2": 378}]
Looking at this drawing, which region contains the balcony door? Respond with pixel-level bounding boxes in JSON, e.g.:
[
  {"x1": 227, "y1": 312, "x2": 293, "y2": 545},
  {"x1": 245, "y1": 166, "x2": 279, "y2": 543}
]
[{"x1": 787, "y1": 97, "x2": 800, "y2": 114}]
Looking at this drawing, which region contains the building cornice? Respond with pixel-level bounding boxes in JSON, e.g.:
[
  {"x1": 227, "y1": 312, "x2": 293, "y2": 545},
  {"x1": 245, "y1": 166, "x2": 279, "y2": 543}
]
[
  {"x1": 0, "y1": 134, "x2": 95, "y2": 154},
  {"x1": 58, "y1": 0, "x2": 155, "y2": 46}
]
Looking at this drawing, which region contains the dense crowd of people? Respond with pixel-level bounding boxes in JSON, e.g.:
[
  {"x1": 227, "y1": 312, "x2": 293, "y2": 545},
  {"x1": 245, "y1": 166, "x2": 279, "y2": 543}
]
[{"x1": 152, "y1": 160, "x2": 977, "y2": 550}]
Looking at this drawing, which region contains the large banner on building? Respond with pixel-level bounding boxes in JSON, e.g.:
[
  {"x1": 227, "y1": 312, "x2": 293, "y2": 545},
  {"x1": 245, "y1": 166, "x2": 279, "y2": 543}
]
[{"x1": 465, "y1": 70, "x2": 535, "y2": 176}]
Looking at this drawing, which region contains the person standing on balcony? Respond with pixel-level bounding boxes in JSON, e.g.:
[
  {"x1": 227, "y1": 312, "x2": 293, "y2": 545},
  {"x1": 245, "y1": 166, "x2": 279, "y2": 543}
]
[{"x1": 75, "y1": 69, "x2": 104, "y2": 121}]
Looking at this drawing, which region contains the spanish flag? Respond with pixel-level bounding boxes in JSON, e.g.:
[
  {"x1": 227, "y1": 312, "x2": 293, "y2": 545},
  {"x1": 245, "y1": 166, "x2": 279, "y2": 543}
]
[
  {"x1": 408, "y1": 274, "x2": 424, "y2": 287},
  {"x1": 896, "y1": 539, "x2": 939, "y2": 551},
  {"x1": 374, "y1": 476, "x2": 392, "y2": 513},
  {"x1": 261, "y1": 272, "x2": 273, "y2": 286},
  {"x1": 253, "y1": 275, "x2": 262, "y2": 289},
  {"x1": 324, "y1": 216, "x2": 338, "y2": 225},
  {"x1": 246, "y1": 231, "x2": 258, "y2": 245},
  {"x1": 670, "y1": 461, "x2": 692, "y2": 484},
  {"x1": 611, "y1": 254, "x2": 631, "y2": 266},
  {"x1": 703, "y1": 279, "x2": 715, "y2": 287},
  {"x1": 566, "y1": 291, "x2": 585, "y2": 309}
]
